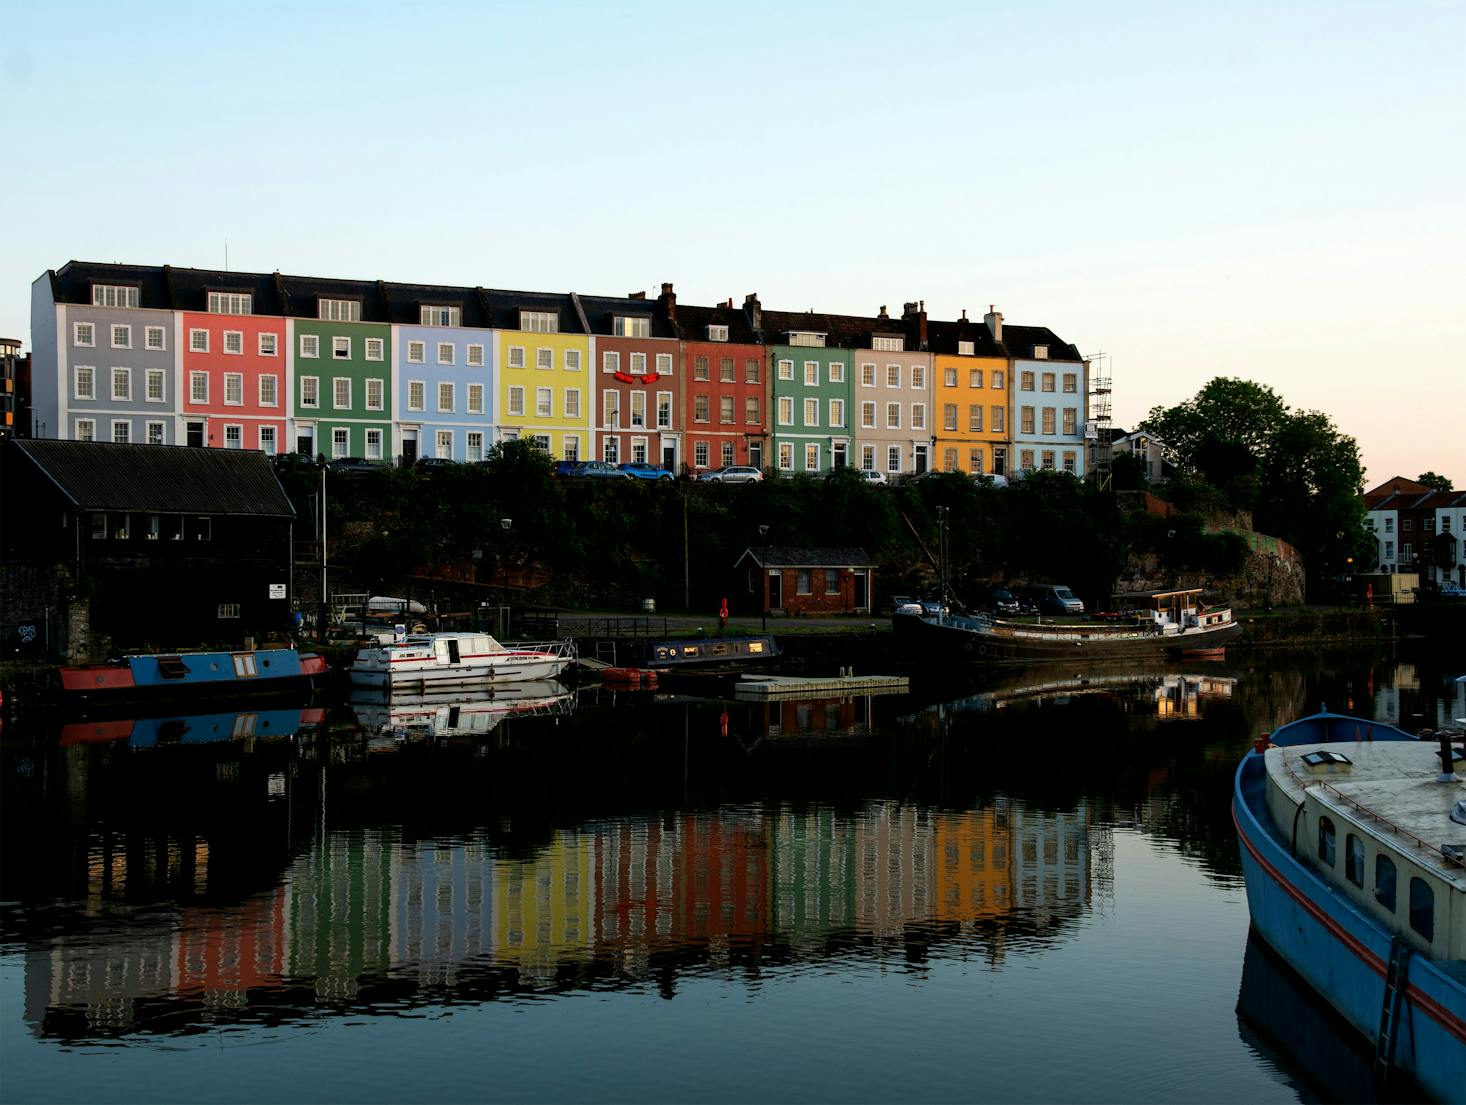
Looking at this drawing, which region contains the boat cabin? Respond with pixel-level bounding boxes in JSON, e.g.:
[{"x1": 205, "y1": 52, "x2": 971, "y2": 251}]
[{"x1": 1114, "y1": 588, "x2": 1231, "y2": 633}]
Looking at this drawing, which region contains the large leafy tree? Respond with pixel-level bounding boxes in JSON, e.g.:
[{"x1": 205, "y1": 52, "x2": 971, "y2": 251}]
[{"x1": 1417, "y1": 471, "x2": 1453, "y2": 491}]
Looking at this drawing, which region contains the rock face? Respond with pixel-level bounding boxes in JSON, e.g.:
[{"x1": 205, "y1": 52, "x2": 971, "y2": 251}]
[{"x1": 1118, "y1": 541, "x2": 1305, "y2": 609}]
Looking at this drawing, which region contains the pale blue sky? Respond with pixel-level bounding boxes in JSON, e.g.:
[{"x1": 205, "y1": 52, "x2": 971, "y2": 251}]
[{"x1": 4, "y1": 0, "x2": 1462, "y2": 485}]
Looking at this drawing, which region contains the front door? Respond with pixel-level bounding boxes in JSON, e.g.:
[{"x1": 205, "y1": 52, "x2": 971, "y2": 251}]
[
  {"x1": 854, "y1": 570, "x2": 868, "y2": 612},
  {"x1": 186, "y1": 421, "x2": 205, "y2": 448},
  {"x1": 914, "y1": 445, "x2": 929, "y2": 474},
  {"x1": 662, "y1": 443, "x2": 676, "y2": 470},
  {"x1": 402, "y1": 430, "x2": 418, "y2": 466},
  {"x1": 748, "y1": 441, "x2": 763, "y2": 469},
  {"x1": 832, "y1": 442, "x2": 847, "y2": 468},
  {"x1": 768, "y1": 571, "x2": 782, "y2": 612}
]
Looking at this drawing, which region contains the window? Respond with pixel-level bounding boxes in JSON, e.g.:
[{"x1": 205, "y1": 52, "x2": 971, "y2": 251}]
[
  {"x1": 331, "y1": 428, "x2": 349, "y2": 459},
  {"x1": 467, "y1": 343, "x2": 485, "y2": 367},
  {"x1": 970, "y1": 369, "x2": 984, "y2": 388},
  {"x1": 789, "y1": 332, "x2": 825, "y2": 347},
  {"x1": 829, "y1": 398, "x2": 845, "y2": 427},
  {"x1": 1021, "y1": 371, "x2": 1035, "y2": 391},
  {"x1": 565, "y1": 388, "x2": 581, "y2": 418},
  {"x1": 1385, "y1": 541, "x2": 1395, "y2": 560},
  {"x1": 694, "y1": 441, "x2": 710, "y2": 468},
  {"x1": 520, "y1": 310, "x2": 558, "y2": 332},
  {"x1": 1317, "y1": 816, "x2": 1336, "y2": 867},
  {"x1": 111, "y1": 420, "x2": 131, "y2": 443},
  {"x1": 408, "y1": 340, "x2": 426, "y2": 364},
  {"x1": 873, "y1": 335, "x2": 902, "y2": 352},
  {"x1": 912, "y1": 404, "x2": 926, "y2": 430},
  {"x1": 1033, "y1": 345, "x2": 1048, "y2": 359},
  {"x1": 421, "y1": 305, "x2": 461, "y2": 327},
  {"x1": 332, "y1": 336, "x2": 351, "y2": 359},
  {"x1": 629, "y1": 436, "x2": 648, "y2": 463},
  {"x1": 744, "y1": 396, "x2": 760, "y2": 423},
  {"x1": 140, "y1": 420, "x2": 164, "y2": 446},
  {"x1": 318, "y1": 298, "x2": 360, "y2": 322},
  {"x1": 992, "y1": 370, "x2": 1004, "y2": 389},
  {"x1": 958, "y1": 340, "x2": 975, "y2": 356},
  {"x1": 944, "y1": 447, "x2": 958, "y2": 471},
  {"x1": 694, "y1": 356, "x2": 710, "y2": 381},
  {"x1": 614, "y1": 316, "x2": 650, "y2": 338},
  {"x1": 224, "y1": 424, "x2": 243, "y2": 449},
  {"x1": 571, "y1": 388, "x2": 586, "y2": 419},
  {"x1": 224, "y1": 330, "x2": 243, "y2": 355},
  {"x1": 722, "y1": 442, "x2": 735, "y2": 467},
  {"x1": 1064, "y1": 373, "x2": 1078, "y2": 393},
  {"x1": 1403, "y1": 518, "x2": 1413, "y2": 532},
  {"x1": 407, "y1": 381, "x2": 425, "y2": 412},
  {"x1": 74, "y1": 365, "x2": 96, "y2": 400},
  {"x1": 1384, "y1": 517, "x2": 1394, "y2": 534},
  {"x1": 829, "y1": 361, "x2": 846, "y2": 384},
  {"x1": 365, "y1": 378, "x2": 383, "y2": 411},
  {"x1": 1041, "y1": 450, "x2": 1055, "y2": 470},
  {"x1": 365, "y1": 337, "x2": 384, "y2": 361},
  {"x1": 1063, "y1": 451, "x2": 1077, "y2": 474},
  {"x1": 992, "y1": 406, "x2": 1005, "y2": 432},
  {"x1": 657, "y1": 392, "x2": 671, "y2": 428},
  {"x1": 93, "y1": 284, "x2": 140, "y2": 309},
  {"x1": 804, "y1": 444, "x2": 820, "y2": 471},
  {"x1": 467, "y1": 431, "x2": 484, "y2": 462},
  {"x1": 110, "y1": 324, "x2": 131, "y2": 349},
  {"x1": 602, "y1": 436, "x2": 619, "y2": 464},
  {"x1": 565, "y1": 349, "x2": 581, "y2": 371},
  {"x1": 861, "y1": 401, "x2": 876, "y2": 428},
  {"x1": 1063, "y1": 409, "x2": 1077, "y2": 435},
  {"x1": 656, "y1": 353, "x2": 673, "y2": 376},
  {"x1": 301, "y1": 376, "x2": 319, "y2": 408},
  {"x1": 777, "y1": 396, "x2": 793, "y2": 425},
  {"x1": 190, "y1": 328, "x2": 209, "y2": 353},
  {"x1": 223, "y1": 372, "x2": 243, "y2": 405},
  {"x1": 886, "y1": 446, "x2": 901, "y2": 473},
  {"x1": 111, "y1": 366, "x2": 131, "y2": 401},
  {"x1": 886, "y1": 364, "x2": 901, "y2": 388},
  {"x1": 333, "y1": 377, "x2": 351, "y2": 409},
  {"x1": 861, "y1": 445, "x2": 875, "y2": 470},
  {"x1": 969, "y1": 404, "x2": 983, "y2": 432},
  {"x1": 721, "y1": 396, "x2": 735, "y2": 424},
  {"x1": 603, "y1": 351, "x2": 620, "y2": 373},
  {"x1": 217, "y1": 603, "x2": 240, "y2": 619},
  {"x1": 258, "y1": 425, "x2": 276, "y2": 455},
  {"x1": 204, "y1": 290, "x2": 255, "y2": 316},
  {"x1": 365, "y1": 428, "x2": 383, "y2": 460},
  {"x1": 435, "y1": 430, "x2": 454, "y2": 458},
  {"x1": 886, "y1": 403, "x2": 901, "y2": 429},
  {"x1": 75, "y1": 418, "x2": 95, "y2": 441},
  {"x1": 467, "y1": 383, "x2": 484, "y2": 414},
  {"x1": 943, "y1": 404, "x2": 958, "y2": 432},
  {"x1": 695, "y1": 395, "x2": 710, "y2": 423},
  {"x1": 861, "y1": 363, "x2": 876, "y2": 387},
  {"x1": 778, "y1": 359, "x2": 794, "y2": 381},
  {"x1": 1042, "y1": 408, "x2": 1056, "y2": 435},
  {"x1": 146, "y1": 369, "x2": 165, "y2": 402},
  {"x1": 508, "y1": 386, "x2": 525, "y2": 416},
  {"x1": 1375, "y1": 854, "x2": 1397, "y2": 911},
  {"x1": 437, "y1": 342, "x2": 454, "y2": 365},
  {"x1": 970, "y1": 448, "x2": 985, "y2": 474},
  {"x1": 300, "y1": 334, "x2": 319, "y2": 358},
  {"x1": 438, "y1": 382, "x2": 454, "y2": 412},
  {"x1": 563, "y1": 435, "x2": 580, "y2": 462},
  {"x1": 943, "y1": 368, "x2": 957, "y2": 387},
  {"x1": 718, "y1": 356, "x2": 735, "y2": 383},
  {"x1": 911, "y1": 365, "x2": 926, "y2": 389},
  {"x1": 74, "y1": 322, "x2": 95, "y2": 347},
  {"x1": 259, "y1": 332, "x2": 278, "y2": 356},
  {"x1": 803, "y1": 397, "x2": 819, "y2": 426},
  {"x1": 537, "y1": 347, "x2": 553, "y2": 370},
  {"x1": 1021, "y1": 407, "x2": 1035, "y2": 434},
  {"x1": 603, "y1": 391, "x2": 619, "y2": 427},
  {"x1": 708, "y1": 324, "x2": 729, "y2": 341},
  {"x1": 189, "y1": 371, "x2": 208, "y2": 403},
  {"x1": 826, "y1": 571, "x2": 841, "y2": 595},
  {"x1": 1408, "y1": 877, "x2": 1434, "y2": 941},
  {"x1": 1041, "y1": 372, "x2": 1055, "y2": 392},
  {"x1": 1345, "y1": 834, "x2": 1365, "y2": 887}
]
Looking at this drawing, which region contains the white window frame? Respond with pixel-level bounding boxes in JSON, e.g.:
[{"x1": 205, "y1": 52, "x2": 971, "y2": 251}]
[
  {"x1": 407, "y1": 380, "x2": 425, "y2": 412},
  {"x1": 565, "y1": 388, "x2": 581, "y2": 419},
  {"x1": 223, "y1": 372, "x2": 243, "y2": 405},
  {"x1": 73, "y1": 321, "x2": 95, "y2": 347},
  {"x1": 804, "y1": 360, "x2": 818, "y2": 386},
  {"x1": 829, "y1": 398, "x2": 845, "y2": 428},
  {"x1": 467, "y1": 383, "x2": 485, "y2": 414},
  {"x1": 614, "y1": 316, "x2": 650, "y2": 338},
  {"x1": 520, "y1": 310, "x2": 558, "y2": 333},
  {"x1": 655, "y1": 352, "x2": 673, "y2": 375},
  {"x1": 111, "y1": 366, "x2": 131, "y2": 401},
  {"x1": 804, "y1": 443, "x2": 820, "y2": 471},
  {"x1": 207, "y1": 292, "x2": 252, "y2": 315},
  {"x1": 111, "y1": 419, "x2": 131, "y2": 444},
  {"x1": 437, "y1": 342, "x2": 455, "y2": 365},
  {"x1": 189, "y1": 371, "x2": 208, "y2": 404},
  {"x1": 435, "y1": 429, "x2": 454, "y2": 458},
  {"x1": 407, "y1": 340, "x2": 426, "y2": 364},
  {"x1": 259, "y1": 374, "x2": 278, "y2": 407},
  {"x1": 146, "y1": 420, "x2": 166, "y2": 445},
  {"x1": 331, "y1": 428, "x2": 349, "y2": 459},
  {"x1": 144, "y1": 325, "x2": 165, "y2": 351},
  {"x1": 223, "y1": 330, "x2": 244, "y2": 355},
  {"x1": 259, "y1": 332, "x2": 278, "y2": 356},
  {"x1": 300, "y1": 376, "x2": 319, "y2": 409},
  {"x1": 508, "y1": 386, "x2": 525, "y2": 417},
  {"x1": 332, "y1": 336, "x2": 351, "y2": 360},
  {"x1": 365, "y1": 337, "x2": 385, "y2": 361},
  {"x1": 536, "y1": 347, "x2": 553, "y2": 370},
  {"x1": 604, "y1": 351, "x2": 620, "y2": 373},
  {"x1": 508, "y1": 345, "x2": 526, "y2": 368},
  {"x1": 190, "y1": 328, "x2": 209, "y2": 354},
  {"x1": 318, "y1": 298, "x2": 360, "y2": 322},
  {"x1": 438, "y1": 382, "x2": 455, "y2": 413},
  {"x1": 421, "y1": 305, "x2": 462, "y2": 327},
  {"x1": 145, "y1": 368, "x2": 166, "y2": 403},
  {"x1": 75, "y1": 418, "x2": 96, "y2": 441},
  {"x1": 74, "y1": 364, "x2": 96, "y2": 400},
  {"x1": 92, "y1": 284, "x2": 140, "y2": 309},
  {"x1": 333, "y1": 377, "x2": 351, "y2": 409},
  {"x1": 777, "y1": 396, "x2": 794, "y2": 426},
  {"x1": 223, "y1": 423, "x2": 244, "y2": 449},
  {"x1": 300, "y1": 334, "x2": 319, "y2": 358},
  {"x1": 803, "y1": 397, "x2": 819, "y2": 427},
  {"x1": 564, "y1": 348, "x2": 581, "y2": 371},
  {"x1": 366, "y1": 378, "x2": 384, "y2": 411},
  {"x1": 467, "y1": 343, "x2": 485, "y2": 367},
  {"x1": 365, "y1": 428, "x2": 383, "y2": 460},
  {"x1": 466, "y1": 431, "x2": 484, "y2": 461},
  {"x1": 708, "y1": 324, "x2": 729, "y2": 342},
  {"x1": 778, "y1": 359, "x2": 793, "y2": 381}
]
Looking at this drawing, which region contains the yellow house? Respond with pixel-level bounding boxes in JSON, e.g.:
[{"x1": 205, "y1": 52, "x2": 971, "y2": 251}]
[
  {"x1": 931, "y1": 314, "x2": 1010, "y2": 477},
  {"x1": 489, "y1": 291, "x2": 593, "y2": 461}
]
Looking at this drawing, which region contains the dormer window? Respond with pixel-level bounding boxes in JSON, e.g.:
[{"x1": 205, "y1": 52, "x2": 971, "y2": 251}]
[
  {"x1": 872, "y1": 335, "x2": 903, "y2": 352},
  {"x1": 708, "y1": 324, "x2": 729, "y2": 342},
  {"x1": 92, "y1": 284, "x2": 140, "y2": 309},
  {"x1": 318, "y1": 297, "x2": 360, "y2": 322},
  {"x1": 614, "y1": 316, "x2": 650, "y2": 338},
  {"x1": 1033, "y1": 345, "x2": 1049, "y2": 359},
  {"x1": 958, "y1": 340, "x2": 975, "y2": 356},
  {"x1": 788, "y1": 331, "x2": 825, "y2": 348},
  {"x1": 520, "y1": 310, "x2": 559, "y2": 333},
  {"x1": 421, "y1": 305, "x2": 461, "y2": 327},
  {"x1": 208, "y1": 291, "x2": 253, "y2": 315}
]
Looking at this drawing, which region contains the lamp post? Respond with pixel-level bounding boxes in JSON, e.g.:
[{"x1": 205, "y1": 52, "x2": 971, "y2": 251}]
[
  {"x1": 499, "y1": 517, "x2": 512, "y2": 635},
  {"x1": 758, "y1": 524, "x2": 769, "y2": 633},
  {"x1": 317, "y1": 458, "x2": 328, "y2": 637}
]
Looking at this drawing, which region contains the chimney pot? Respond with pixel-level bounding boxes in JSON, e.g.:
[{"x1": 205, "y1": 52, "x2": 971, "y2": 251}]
[{"x1": 628, "y1": 291, "x2": 646, "y2": 300}]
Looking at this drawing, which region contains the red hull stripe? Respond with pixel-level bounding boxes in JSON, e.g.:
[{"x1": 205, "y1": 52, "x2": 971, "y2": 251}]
[
  {"x1": 383, "y1": 652, "x2": 557, "y2": 665},
  {"x1": 1233, "y1": 802, "x2": 1466, "y2": 1043}
]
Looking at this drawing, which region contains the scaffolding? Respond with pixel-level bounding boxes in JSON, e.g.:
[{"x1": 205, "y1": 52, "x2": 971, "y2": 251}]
[{"x1": 1086, "y1": 351, "x2": 1113, "y2": 491}]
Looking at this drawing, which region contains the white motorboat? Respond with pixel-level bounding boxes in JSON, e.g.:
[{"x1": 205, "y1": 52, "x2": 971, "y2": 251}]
[
  {"x1": 349, "y1": 682, "x2": 576, "y2": 738},
  {"x1": 348, "y1": 631, "x2": 576, "y2": 689}
]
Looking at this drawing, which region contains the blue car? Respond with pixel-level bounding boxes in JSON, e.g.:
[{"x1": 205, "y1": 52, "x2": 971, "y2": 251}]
[{"x1": 619, "y1": 462, "x2": 674, "y2": 481}]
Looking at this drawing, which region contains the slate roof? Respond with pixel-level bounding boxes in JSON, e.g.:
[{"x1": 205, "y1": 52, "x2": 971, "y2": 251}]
[
  {"x1": 997, "y1": 324, "x2": 1083, "y2": 362},
  {"x1": 676, "y1": 302, "x2": 762, "y2": 346},
  {"x1": 482, "y1": 289, "x2": 589, "y2": 334},
  {"x1": 9, "y1": 440, "x2": 295, "y2": 517},
  {"x1": 575, "y1": 293, "x2": 678, "y2": 339},
  {"x1": 926, "y1": 317, "x2": 1007, "y2": 358},
  {"x1": 760, "y1": 309, "x2": 885, "y2": 350},
  {"x1": 738, "y1": 547, "x2": 875, "y2": 568}
]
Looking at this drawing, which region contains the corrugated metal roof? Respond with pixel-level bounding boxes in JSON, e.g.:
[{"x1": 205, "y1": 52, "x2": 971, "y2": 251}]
[{"x1": 11, "y1": 440, "x2": 295, "y2": 517}]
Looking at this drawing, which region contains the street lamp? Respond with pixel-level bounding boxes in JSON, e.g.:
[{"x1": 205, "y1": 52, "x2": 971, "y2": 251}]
[
  {"x1": 499, "y1": 517, "x2": 512, "y2": 635},
  {"x1": 758, "y1": 524, "x2": 769, "y2": 632},
  {"x1": 317, "y1": 458, "x2": 329, "y2": 637}
]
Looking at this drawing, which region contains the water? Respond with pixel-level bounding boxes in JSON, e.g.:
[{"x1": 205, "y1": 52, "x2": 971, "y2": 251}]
[{"x1": 2, "y1": 648, "x2": 1460, "y2": 1103}]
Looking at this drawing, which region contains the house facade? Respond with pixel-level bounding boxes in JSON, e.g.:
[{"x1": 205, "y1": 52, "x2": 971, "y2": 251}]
[
  {"x1": 582, "y1": 289, "x2": 681, "y2": 469},
  {"x1": 289, "y1": 282, "x2": 393, "y2": 462},
  {"x1": 930, "y1": 314, "x2": 1009, "y2": 476},
  {"x1": 679, "y1": 300, "x2": 768, "y2": 473},
  {"x1": 388, "y1": 284, "x2": 493, "y2": 464},
  {"x1": 1000, "y1": 311, "x2": 1087, "y2": 477},
  {"x1": 850, "y1": 304, "x2": 934, "y2": 477},
  {"x1": 763, "y1": 308, "x2": 855, "y2": 475},
  {"x1": 489, "y1": 290, "x2": 593, "y2": 460},
  {"x1": 180, "y1": 300, "x2": 288, "y2": 454}
]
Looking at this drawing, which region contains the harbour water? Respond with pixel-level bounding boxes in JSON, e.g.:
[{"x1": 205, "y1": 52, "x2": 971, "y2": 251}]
[{"x1": 1, "y1": 648, "x2": 1459, "y2": 1103}]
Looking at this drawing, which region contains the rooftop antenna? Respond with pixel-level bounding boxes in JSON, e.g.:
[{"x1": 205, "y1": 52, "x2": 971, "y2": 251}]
[{"x1": 224, "y1": 241, "x2": 229, "y2": 272}]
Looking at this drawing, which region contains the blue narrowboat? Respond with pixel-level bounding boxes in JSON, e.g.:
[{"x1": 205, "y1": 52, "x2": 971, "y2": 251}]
[{"x1": 59, "y1": 647, "x2": 327, "y2": 701}]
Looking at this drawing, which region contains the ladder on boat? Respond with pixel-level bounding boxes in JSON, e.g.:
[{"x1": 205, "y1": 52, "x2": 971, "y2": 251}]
[{"x1": 1373, "y1": 935, "x2": 1413, "y2": 1089}]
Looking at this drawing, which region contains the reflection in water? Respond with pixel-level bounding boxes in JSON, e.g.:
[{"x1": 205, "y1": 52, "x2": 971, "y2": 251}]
[{"x1": 348, "y1": 682, "x2": 576, "y2": 743}]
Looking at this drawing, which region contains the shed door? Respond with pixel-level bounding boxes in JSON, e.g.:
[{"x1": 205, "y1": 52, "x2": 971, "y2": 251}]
[
  {"x1": 768, "y1": 571, "x2": 782, "y2": 611},
  {"x1": 854, "y1": 571, "x2": 868, "y2": 612}
]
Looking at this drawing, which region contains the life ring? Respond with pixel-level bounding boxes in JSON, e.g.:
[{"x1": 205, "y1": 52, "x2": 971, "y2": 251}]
[
  {"x1": 963, "y1": 642, "x2": 973, "y2": 653},
  {"x1": 978, "y1": 644, "x2": 988, "y2": 656}
]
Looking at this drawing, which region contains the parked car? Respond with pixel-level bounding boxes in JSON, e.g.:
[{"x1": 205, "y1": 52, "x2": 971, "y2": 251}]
[
  {"x1": 329, "y1": 457, "x2": 391, "y2": 475},
  {"x1": 698, "y1": 465, "x2": 764, "y2": 483},
  {"x1": 859, "y1": 468, "x2": 888, "y2": 485},
  {"x1": 552, "y1": 460, "x2": 582, "y2": 478},
  {"x1": 619, "y1": 462, "x2": 675, "y2": 481},
  {"x1": 984, "y1": 586, "x2": 1020, "y2": 616},
  {"x1": 414, "y1": 456, "x2": 456, "y2": 471},
  {"x1": 272, "y1": 451, "x2": 319, "y2": 472},
  {"x1": 561, "y1": 460, "x2": 631, "y2": 480},
  {"x1": 1019, "y1": 584, "x2": 1085, "y2": 616}
]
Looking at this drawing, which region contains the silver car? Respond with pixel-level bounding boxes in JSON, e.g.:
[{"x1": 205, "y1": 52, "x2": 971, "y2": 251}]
[{"x1": 699, "y1": 466, "x2": 764, "y2": 483}]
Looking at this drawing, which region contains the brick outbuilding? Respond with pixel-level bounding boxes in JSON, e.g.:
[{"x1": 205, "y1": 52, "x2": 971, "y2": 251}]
[{"x1": 736, "y1": 547, "x2": 875, "y2": 617}]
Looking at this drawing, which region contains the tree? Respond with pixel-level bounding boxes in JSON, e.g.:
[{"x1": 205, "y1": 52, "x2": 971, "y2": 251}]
[
  {"x1": 1417, "y1": 471, "x2": 1453, "y2": 491},
  {"x1": 1141, "y1": 378, "x2": 1286, "y2": 471}
]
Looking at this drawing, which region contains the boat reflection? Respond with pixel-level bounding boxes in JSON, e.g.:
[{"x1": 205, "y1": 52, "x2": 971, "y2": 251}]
[
  {"x1": 920, "y1": 668, "x2": 1237, "y2": 720},
  {"x1": 59, "y1": 704, "x2": 326, "y2": 747},
  {"x1": 348, "y1": 681, "x2": 577, "y2": 744}
]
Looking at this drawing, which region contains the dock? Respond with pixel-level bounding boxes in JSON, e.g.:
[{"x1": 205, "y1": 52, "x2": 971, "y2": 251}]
[{"x1": 732, "y1": 674, "x2": 909, "y2": 700}]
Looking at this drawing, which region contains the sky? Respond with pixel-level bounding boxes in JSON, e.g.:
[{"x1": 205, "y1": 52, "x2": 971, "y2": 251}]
[{"x1": 3, "y1": 0, "x2": 1462, "y2": 488}]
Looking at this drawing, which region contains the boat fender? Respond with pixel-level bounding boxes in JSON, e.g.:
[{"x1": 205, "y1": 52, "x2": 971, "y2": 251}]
[
  {"x1": 978, "y1": 645, "x2": 987, "y2": 656},
  {"x1": 963, "y1": 643, "x2": 973, "y2": 654},
  {"x1": 1290, "y1": 799, "x2": 1307, "y2": 858},
  {"x1": 1254, "y1": 733, "x2": 1271, "y2": 754}
]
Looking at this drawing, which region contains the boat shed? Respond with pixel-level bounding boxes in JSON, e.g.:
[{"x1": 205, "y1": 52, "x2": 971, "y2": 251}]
[
  {"x1": 0, "y1": 439, "x2": 296, "y2": 659},
  {"x1": 735, "y1": 547, "x2": 875, "y2": 617}
]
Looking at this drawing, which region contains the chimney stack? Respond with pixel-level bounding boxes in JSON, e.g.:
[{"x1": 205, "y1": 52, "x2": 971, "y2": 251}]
[
  {"x1": 744, "y1": 292, "x2": 761, "y2": 332},
  {"x1": 658, "y1": 281, "x2": 676, "y2": 320},
  {"x1": 984, "y1": 304, "x2": 1003, "y2": 342},
  {"x1": 902, "y1": 301, "x2": 927, "y2": 349},
  {"x1": 879, "y1": 304, "x2": 890, "y2": 321},
  {"x1": 628, "y1": 290, "x2": 646, "y2": 300}
]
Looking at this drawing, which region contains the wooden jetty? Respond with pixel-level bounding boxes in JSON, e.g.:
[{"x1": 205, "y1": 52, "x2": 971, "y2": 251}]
[{"x1": 732, "y1": 674, "x2": 908, "y2": 701}]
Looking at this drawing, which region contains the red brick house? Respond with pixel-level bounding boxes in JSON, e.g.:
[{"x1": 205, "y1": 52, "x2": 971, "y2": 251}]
[{"x1": 736, "y1": 547, "x2": 875, "y2": 617}]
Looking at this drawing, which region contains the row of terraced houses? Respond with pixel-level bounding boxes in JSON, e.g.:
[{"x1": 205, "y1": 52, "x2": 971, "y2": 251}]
[{"x1": 31, "y1": 262, "x2": 1094, "y2": 478}]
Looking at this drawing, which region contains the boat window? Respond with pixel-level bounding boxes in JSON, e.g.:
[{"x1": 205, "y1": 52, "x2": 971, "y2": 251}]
[
  {"x1": 1408, "y1": 877, "x2": 1434, "y2": 942},
  {"x1": 1374, "y1": 854, "x2": 1397, "y2": 911},
  {"x1": 1317, "y1": 816, "x2": 1336, "y2": 867},
  {"x1": 1344, "y1": 834, "x2": 1365, "y2": 887}
]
